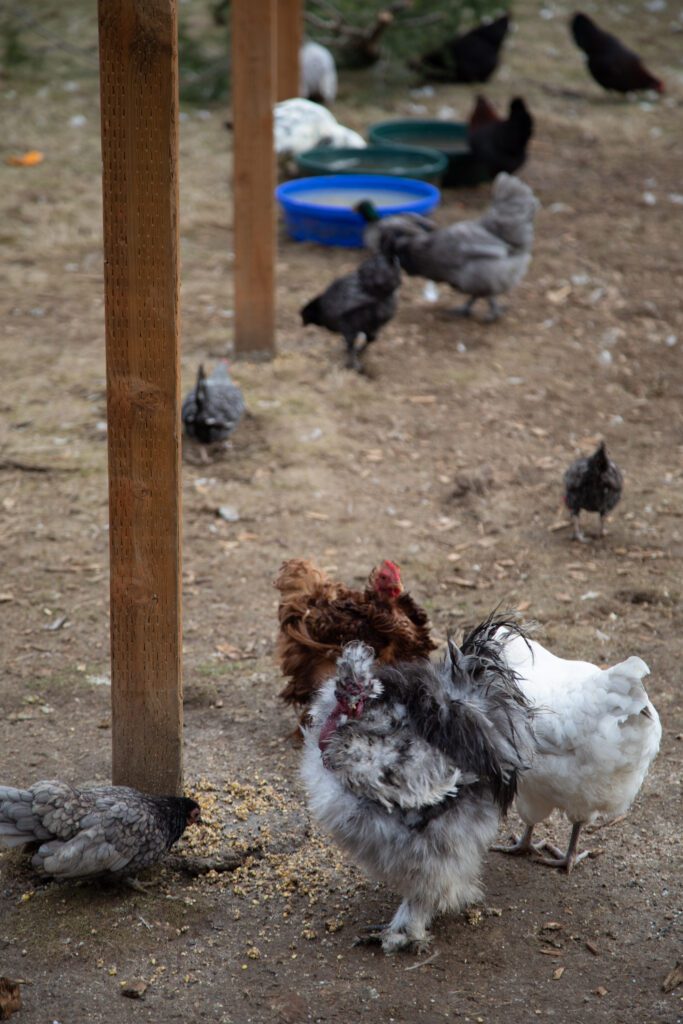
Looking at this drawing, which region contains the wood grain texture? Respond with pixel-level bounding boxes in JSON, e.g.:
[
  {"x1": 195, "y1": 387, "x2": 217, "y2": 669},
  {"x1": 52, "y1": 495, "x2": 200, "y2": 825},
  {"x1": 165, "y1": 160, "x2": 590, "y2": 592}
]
[
  {"x1": 98, "y1": 0, "x2": 183, "y2": 795},
  {"x1": 232, "y1": 0, "x2": 276, "y2": 357},
  {"x1": 276, "y1": 0, "x2": 302, "y2": 101}
]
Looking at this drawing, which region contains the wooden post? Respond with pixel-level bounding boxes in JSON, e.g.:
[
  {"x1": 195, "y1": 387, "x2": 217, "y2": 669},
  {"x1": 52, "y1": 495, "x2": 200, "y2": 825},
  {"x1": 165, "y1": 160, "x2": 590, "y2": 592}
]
[
  {"x1": 98, "y1": 0, "x2": 183, "y2": 796},
  {"x1": 232, "y1": 0, "x2": 276, "y2": 358},
  {"x1": 276, "y1": 0, "x2": 302, "y2": 102}
]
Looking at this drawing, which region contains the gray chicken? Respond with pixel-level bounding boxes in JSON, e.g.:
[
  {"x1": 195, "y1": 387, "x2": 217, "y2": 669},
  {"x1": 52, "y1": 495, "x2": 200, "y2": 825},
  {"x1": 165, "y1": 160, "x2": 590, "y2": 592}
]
[
  {"x1": 356, "y1": 200, "x2": 437, "y2": 255},
  {"x1": 182, "y1": 362, "x2": 245, "y2": 461},
  {"x1": 0, "y1": 780, "x2": 201, "y2": 882},
  {"x1": 563, "y1": 440, "x2": 623, "y2": 541},
  {"x1": 392, "y1": 172, "x2": 539, "y2": 321},
  {"x1": 300, "y1": 240, "x2": 401, "y2": 372},
  {"x1": 301, "y1": 617, "x2": 535, "y2": 953}
]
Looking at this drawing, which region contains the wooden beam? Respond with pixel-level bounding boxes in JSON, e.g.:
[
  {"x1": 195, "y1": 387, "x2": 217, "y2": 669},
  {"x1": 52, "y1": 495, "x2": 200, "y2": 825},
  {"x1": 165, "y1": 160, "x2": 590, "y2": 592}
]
[
  {"x1": 98, "y1": 0, "x2": 183, "y2": 796},
  {"x1": 232, "y1": 0, "x2": 276, "y2": 358},
  {"x1": 276, "y1": 0, "x2": 302, "y2": 102}
]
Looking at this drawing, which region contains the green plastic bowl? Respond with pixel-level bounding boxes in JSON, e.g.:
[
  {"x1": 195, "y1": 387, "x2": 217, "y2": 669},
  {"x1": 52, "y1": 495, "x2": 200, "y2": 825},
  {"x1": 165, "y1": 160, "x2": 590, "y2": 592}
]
[
  {"x1": 368, "y1": 120, "x2": 492, "y2": 188},
  {"x1": 296, "y1": 144, "x2": 448, "y2": 185}
]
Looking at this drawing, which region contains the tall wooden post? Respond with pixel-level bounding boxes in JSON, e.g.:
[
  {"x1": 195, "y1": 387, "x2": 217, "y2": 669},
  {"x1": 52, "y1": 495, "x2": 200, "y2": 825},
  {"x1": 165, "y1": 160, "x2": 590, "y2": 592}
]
[
  {"x1": 276, "y1": 0, "x2": 302, "y2": 102},
  {"x1": 98, "y1": 0, "x2": 183, "y2": 796},
  {"x1": 232, "y1": 0, "x2": 276, "y2": 358}
]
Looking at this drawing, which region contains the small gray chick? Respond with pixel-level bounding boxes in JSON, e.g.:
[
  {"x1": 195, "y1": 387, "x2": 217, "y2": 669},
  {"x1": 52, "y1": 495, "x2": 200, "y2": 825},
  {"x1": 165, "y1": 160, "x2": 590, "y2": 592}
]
[
  {"x1": 0, "y1": 780, "x2": 201, "y2": 882},
  {"x1": 393, "y1": 172, "x2": 539, "y2": 321},
  {"x1": 182, "y1": 362, "x2": 245, "y2": 462}
]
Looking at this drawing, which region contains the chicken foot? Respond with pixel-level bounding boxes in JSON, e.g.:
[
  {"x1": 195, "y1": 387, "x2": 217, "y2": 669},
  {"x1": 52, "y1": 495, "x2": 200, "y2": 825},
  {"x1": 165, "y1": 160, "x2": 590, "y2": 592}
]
[
  {"x1": 354, "y1": 899, "x2": 433, "y2": 954},
  {"x1": 449, "y1": 296, "x2": 504, "y2": 322},
  {"x1": 491, "y1": 824, "x2": 549, "y2": 857},
  {"x1": 571, "y1": 513, "x2": 589, "y2": 543},
  {"x1": 531, "y1": 822, "x2": 591, "y2": 873}
]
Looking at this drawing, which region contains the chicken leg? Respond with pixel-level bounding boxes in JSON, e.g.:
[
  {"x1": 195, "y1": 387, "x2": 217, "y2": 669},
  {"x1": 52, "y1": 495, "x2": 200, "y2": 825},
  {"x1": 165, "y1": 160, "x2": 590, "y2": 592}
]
[
  {"x1": 571, "y1": 513, "x2": 588, "y2": 543},
  {"x1": 531, "y1": 822, "x2": 590, "y2": 873},
  {"x1": 450, "y1": 296, "x2": 477, "y2": 317},
  {"x1": 484, "y1": 297, "x2": 504, "y2": 322}
]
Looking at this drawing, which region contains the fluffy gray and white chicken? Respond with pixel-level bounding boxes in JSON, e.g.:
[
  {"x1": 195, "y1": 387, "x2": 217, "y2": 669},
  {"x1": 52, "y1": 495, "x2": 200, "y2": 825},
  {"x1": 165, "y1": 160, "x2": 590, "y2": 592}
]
[
  {"x1": 300, "y1": 240, "x2": 401, "y2": 373},
  {"x1": 492, "y1": 631, "x2": 661, "y2": 872},
  {"x1": 563, "y1": 441, "x2": 623, "y2": 542},
  {"x1": 0, "y1": 780, "x2": 201, "y2": 881},
  {"x1": 390, "y1": 172, "x2": 539, "y2": 321},
  {"x1": 300, "y1": 40, "x2": 337, "y2": 105},
  {"x1": 182, "y1": 362, "x2": 245, "y2": 461},
  {"x1": 301, "y1": 618, "x2": 536, "y2": 953}
]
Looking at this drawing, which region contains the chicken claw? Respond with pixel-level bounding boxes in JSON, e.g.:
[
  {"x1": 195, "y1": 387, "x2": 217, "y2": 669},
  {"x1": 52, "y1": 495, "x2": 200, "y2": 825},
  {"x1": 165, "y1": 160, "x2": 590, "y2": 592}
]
[{"x1": 491, "y1": 825, "x2": 547, "y2": 857}]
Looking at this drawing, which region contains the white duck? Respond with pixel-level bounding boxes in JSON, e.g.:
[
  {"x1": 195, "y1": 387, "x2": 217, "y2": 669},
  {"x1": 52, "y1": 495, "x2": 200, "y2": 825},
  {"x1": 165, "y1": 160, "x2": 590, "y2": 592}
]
[{"x1": 493, "y1": 631, "x2": 661, "y2": 872}]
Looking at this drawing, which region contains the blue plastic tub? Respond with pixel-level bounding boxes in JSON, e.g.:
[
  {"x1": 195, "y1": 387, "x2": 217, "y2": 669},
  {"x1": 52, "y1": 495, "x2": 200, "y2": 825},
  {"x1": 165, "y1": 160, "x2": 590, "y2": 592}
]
[{"x1": 275, "y1": 174, "x2": 441, "y2": 248}]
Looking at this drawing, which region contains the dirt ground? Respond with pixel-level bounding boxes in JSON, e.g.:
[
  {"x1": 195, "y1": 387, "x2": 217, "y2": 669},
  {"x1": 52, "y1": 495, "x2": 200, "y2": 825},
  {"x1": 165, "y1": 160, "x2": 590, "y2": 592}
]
[{"x1": 1, "y1": 2, "x2": 682, "y2": 1022}]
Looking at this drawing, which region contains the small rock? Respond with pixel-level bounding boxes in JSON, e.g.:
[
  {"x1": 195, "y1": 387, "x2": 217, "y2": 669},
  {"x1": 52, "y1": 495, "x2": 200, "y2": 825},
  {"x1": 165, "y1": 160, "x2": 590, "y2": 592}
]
[
  {"x1": 121, "y1": 980, "x2": 147, "y2": 1000},
  {"x1": 216, "y1": 505, "x2": 240, "y2": 522}
]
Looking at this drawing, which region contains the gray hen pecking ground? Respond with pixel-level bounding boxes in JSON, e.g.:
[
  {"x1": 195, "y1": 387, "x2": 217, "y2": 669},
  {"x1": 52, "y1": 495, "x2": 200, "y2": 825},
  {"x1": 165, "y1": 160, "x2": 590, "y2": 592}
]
[
  {"x1": 300, "y1": 239, "x2": 401, "y2": 373},
  {"x1": 0, "y1": 781, "x2": 201, "y2": 883},
  {"x1": 182, "y1": 362, "x2": 245, "y2": 462},
  {"x1": 301, "y1": 617, "x2": 535, "y2": 953},
  {"x1": 391, "y1": 172, "x2": 539, "y2": 322},
  {"x1": 563, "y1": 440, "x2": 623, "y2": 541}
]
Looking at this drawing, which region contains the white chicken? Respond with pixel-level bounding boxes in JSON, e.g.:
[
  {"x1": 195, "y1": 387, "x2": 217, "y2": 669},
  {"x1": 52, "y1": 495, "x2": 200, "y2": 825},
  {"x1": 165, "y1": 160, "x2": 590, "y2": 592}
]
[
  {"x1": 300, "y1": 40, "x2": 338, "y2": 105},
  {"x1": 274, "y1": 98, "x2": 365, "y2": 176},
  {"x1": 492, "y1": 632, "x2": 661, "y2": 872}
]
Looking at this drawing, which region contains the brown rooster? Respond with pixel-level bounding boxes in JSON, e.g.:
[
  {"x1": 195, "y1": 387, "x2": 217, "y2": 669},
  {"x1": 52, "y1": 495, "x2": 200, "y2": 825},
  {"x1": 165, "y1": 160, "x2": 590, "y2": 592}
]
[{"x1": 274, "y1": 558, "x2": 436, "y2": 733}]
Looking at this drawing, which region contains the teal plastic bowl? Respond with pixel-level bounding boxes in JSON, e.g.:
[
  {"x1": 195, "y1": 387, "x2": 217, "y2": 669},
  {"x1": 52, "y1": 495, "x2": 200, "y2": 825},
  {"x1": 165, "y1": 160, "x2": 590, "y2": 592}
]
[
  {"x1": 296, "y1": 144, "x2": 448, "y2": 185},
  {"x1": 369, "y1": 120, "x2": 491, "y2": 187}
]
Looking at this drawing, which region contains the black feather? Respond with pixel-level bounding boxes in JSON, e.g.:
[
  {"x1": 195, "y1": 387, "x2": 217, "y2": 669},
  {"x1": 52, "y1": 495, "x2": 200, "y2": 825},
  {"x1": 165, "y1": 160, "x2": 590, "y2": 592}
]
[{"x1": 375, "y1": 614, "x2": 535, "y2": 814}]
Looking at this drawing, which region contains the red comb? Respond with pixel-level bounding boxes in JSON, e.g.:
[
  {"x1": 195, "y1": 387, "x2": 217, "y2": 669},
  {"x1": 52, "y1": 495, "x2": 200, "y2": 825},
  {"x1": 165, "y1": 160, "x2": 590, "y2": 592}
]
[{"x1": 380, "y1": 560, "x2": 401, "y2": 578}]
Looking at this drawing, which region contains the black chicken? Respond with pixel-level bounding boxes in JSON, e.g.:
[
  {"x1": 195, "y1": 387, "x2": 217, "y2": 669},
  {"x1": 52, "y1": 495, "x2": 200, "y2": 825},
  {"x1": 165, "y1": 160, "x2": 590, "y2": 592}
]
[
  {"x1": 414, "y1": 14, "x2": 509, "y2": 84},
  {"x1": 300, "y1": 240, "x2": 401, "y2": 373},
  {"x1": 468, "y1": 97, "x2": 534, "y2": 177},
  {"x1": 563, "y1": 441, "x2": 623, "y2": 541},
  {"x1": 182, "y1": 362, "x2": 245, "y2": 461},
  {"x1": 0, "y1": 780, "x2": 201, "y2": 881},
  {"x1": 570, "y1": 13, "x2": 664, "y2": 94}
]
